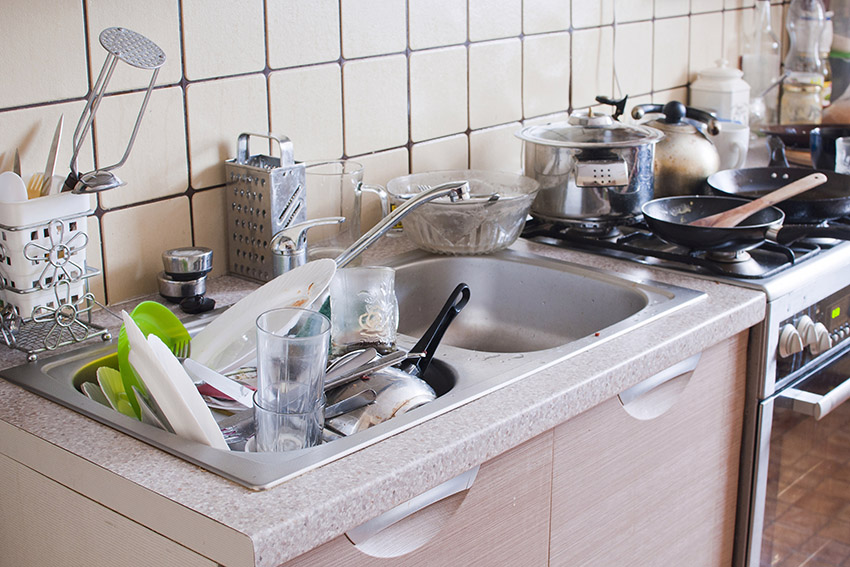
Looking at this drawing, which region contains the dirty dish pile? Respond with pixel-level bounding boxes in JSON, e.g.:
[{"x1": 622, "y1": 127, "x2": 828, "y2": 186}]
[{"x1": 385, "y1": 170, "x2": 539, "y2": 255}]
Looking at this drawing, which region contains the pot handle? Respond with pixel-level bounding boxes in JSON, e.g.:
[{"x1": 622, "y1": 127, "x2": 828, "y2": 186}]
[
  {"x1": 767, "y1": 135, "x2": 791, "y2": 168},
  {"x1": 772, "y1": 224, "x2": 850, "y2": 244},
  {"x1": 401, "y1": 283, "x2": 471, "y2": 377},
  {"x1": 595, "y1": 94, "x2": 629, "y2": 120},
  {"x1": 631, "y1": 101, "x2": 720, "y2": 135}
]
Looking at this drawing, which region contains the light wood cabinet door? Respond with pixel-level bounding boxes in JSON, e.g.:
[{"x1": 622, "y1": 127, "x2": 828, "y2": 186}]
[
  {"x1": 0, "y1": 452, "x2": 217, "y2": 566},
  {"x1": 549, "y1": 333, "x2": 748, "y2": 567},
  {"x1": 282, "y1": 430, "x2": 553, "y2": 567}
]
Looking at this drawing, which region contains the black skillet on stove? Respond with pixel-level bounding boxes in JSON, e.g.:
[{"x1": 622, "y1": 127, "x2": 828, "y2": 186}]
[
  {"x1": 705, "y1": 136, "x2": 850, "y2": 223},
  {"x1": 642, "y1": 196, "x2": 850, "y2": 253}
]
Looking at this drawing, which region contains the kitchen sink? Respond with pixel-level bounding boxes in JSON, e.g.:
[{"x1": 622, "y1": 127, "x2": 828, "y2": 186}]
[{"x1": 0, "y1": 248, "x2": 704, "y2": 490}]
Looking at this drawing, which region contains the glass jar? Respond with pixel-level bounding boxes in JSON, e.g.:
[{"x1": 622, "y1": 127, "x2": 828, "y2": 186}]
[{"x1": 780, "y1": 81, "x2": 824, "y2": 123}]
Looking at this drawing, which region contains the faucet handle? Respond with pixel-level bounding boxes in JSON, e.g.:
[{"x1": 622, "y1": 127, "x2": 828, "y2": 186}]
[{"x1": 271, "y1": 217, "x2": 345, "y2": 275}]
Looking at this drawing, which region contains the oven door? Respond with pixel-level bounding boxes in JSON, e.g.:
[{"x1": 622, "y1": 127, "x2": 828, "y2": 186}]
[{"x1": 757, "y1": 351, "x2": 850, "y2": 567}]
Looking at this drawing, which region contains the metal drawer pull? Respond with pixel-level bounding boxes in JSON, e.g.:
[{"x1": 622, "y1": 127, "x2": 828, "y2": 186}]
[
  {"x1": 617, "y1": 353, "x2": 701, "y2": 420},
  {"x1": 778, "y1": 374, "x2": 850, "y2": 420},
  {"x1": 345, "y1": 465, "x2": 480, "y2": 546}
]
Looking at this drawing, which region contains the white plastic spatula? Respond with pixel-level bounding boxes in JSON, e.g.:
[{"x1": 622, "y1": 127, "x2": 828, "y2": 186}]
[{"x1": 0, "y1": 171, "x2": 28, "y2": 203}]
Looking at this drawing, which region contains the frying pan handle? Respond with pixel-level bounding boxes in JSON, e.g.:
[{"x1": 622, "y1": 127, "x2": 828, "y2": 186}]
[
  {"x1": 767, "y1": 135, "x2": 790, "y2": 168},
  {"x1": 772, "y1": 225, "x2": 850, "y2": 244},
  {"x1": 402, "y1": 283, "x2": 471, "y2": 377}
]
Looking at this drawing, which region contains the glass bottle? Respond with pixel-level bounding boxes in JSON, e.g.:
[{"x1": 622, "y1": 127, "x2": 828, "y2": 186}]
[
  {"x1": 784, "y1": 0, "x2": 826, "y2": 76},
  {"x1": 821, "y1": 11, "x2": 834, "y2": 106},
  {"x1": 742, "y1": 0, "x2": 782, "y2": 125}
]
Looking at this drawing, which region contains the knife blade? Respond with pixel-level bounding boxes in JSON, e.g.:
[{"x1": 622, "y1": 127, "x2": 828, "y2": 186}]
[
  {"x1": 13, "y1": 149, "x2": 21, "y2": 177},
  {"x1": 40, "y1": 114, "x2": 63, "y2": 196}
]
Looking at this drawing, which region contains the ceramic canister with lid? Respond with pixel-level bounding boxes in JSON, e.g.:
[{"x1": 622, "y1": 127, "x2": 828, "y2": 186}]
[{"x1": 690, "y1": 60, "x2": 752, "y2": 125}]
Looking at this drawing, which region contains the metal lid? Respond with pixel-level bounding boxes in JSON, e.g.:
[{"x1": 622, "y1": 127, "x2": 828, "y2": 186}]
[{"x1": 516, "y1": 120, "x2": 664, "y2": 148}]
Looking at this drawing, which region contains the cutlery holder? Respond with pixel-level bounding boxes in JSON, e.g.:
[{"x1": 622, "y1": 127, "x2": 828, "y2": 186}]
[
  {"x1": 225, "y1": 133, "x2": 306, "y2": 282},
  {"x1": 0, "y1": 193, "x2": 108, "y2": 358}
]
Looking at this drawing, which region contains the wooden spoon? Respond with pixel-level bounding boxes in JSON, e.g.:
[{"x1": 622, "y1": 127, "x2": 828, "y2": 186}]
[{"x1": 689, "y1": 172, "x2": 828, "y2": 228}]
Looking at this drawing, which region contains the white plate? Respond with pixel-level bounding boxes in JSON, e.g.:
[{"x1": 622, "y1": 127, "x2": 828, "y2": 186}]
[
  {"x1": 190, "y1": 259, "x2": 336, "y2": 374},
  {"x1": 123, "y1": 312, "x2": 229, "y2": 450}
]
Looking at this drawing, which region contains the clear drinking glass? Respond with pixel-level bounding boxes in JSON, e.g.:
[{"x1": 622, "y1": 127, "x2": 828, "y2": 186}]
[
  {"x1": 329, "y1": 266, "x2": 398, "y2": 357},
  {"x1": 255, "y1": 307, "x2": 330, "y2": 413},
  {"x1": 253, "y1": 392, "x2": 324, "y2": 452}
]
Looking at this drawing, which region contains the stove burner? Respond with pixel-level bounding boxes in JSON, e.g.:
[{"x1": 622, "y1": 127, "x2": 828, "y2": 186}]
[
  {"x1": 522, "y1": 219, "x2": 823, "y2": 280},
  {"x1": 705, "y1": 250, "x2": 752, "y2": 264}
]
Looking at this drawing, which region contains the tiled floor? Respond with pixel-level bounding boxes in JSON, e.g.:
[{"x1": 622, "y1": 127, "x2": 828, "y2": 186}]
[{"x1": 760, "y1": 393, "x2": 850, "y2": 567}]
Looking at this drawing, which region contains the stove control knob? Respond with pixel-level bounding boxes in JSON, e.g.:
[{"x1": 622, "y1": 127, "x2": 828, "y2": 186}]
[
  {"x1": 796, "y1": 315, "x2": 818, "y2": 347},
  {"x1": 779, "y1": 324, "x2": 804, "y2": 358},
  {"x1": 810, "y1": 322, "x2": 833, "y2": 356}
]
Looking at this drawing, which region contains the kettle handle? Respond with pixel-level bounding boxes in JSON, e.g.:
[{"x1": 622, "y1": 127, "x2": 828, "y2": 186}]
[{"x1": 631, "y1": 101, "x2": 720, "y2": 136}]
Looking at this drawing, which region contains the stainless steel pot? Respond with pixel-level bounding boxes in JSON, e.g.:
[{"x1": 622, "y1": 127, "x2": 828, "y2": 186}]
[{"x1": 516, "y1": 110, "x2": 663, "y2": 231}]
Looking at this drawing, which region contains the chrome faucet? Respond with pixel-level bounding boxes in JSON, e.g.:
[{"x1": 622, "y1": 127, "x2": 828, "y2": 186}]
[{"x1": 270, "y1": 181, "x2": 470, "y2": 274}]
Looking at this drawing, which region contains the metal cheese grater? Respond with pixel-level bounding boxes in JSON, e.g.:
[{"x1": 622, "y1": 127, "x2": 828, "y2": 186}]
[{"x1": 225, "y1": 133, "x2": 305, "y2": 282}]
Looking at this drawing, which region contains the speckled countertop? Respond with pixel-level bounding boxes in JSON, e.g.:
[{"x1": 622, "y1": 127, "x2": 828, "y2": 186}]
[{"x1": 0, "y1": 236, "x2": 766, "y2": 566}]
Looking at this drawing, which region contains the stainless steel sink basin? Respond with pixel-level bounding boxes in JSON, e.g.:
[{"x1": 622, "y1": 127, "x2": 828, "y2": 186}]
[{"x1": 0, "y1": 248, "x2": 704, "y2": 490}]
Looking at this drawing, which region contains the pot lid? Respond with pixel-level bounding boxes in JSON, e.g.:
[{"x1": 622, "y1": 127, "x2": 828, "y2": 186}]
[{"x1": 516, "y1": 120, "x2": 663, "y2": 148}]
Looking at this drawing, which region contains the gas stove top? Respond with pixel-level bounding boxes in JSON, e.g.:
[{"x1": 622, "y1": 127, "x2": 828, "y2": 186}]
[{"x1": 522, "y1": 217, "x2": 850, "y2": 296}]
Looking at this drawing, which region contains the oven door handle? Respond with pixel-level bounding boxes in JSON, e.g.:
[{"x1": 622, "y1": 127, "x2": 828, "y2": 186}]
[{"x1": 777, "y1": 374, "x2": 850, "y2": 420}]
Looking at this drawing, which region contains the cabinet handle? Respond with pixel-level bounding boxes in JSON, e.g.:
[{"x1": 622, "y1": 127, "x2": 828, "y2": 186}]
[
  {"x1": 345, "y1": 465, "x2": 480, "y2": 546},
  {"x1": 778, "y1": 374, "x2": 850, "y2": 420},
  {"x1": 618, "y1": 353, "x2": 701, "y2": 419}
]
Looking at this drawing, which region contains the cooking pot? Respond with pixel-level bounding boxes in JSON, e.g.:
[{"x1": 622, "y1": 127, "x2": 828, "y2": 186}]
[
  {"x1": 631, "y1": 101, "x2": 721, "y2": 198},
  {"x1": 516, "y1": 108, "x2": 664, "y2": 231}
]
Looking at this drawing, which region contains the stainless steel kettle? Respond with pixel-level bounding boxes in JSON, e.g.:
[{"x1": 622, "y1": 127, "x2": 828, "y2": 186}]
[{"x1": 631, "y1": 101, "x2": 721, "y2": 197}]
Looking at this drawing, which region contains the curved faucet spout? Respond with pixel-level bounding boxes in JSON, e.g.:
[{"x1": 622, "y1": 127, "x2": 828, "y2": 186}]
[{"x1": 334, "y1": 181, "x2": 471, "y2": 268}]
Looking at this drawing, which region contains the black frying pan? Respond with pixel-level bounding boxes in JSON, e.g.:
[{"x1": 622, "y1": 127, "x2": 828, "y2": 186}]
[
  {"x1": 705, "y1": 136, "x2": 850, "y2": 223},
  {"x1": 642, "y1": 196, "x2": 850, "y2": 252},
  {"x1": 706, "y1": 167, "x2": 850, "y2": 223}
]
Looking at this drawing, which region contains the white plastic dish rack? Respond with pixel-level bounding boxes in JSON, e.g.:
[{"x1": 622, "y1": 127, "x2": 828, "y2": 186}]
[{"x1": 0, "y1": 193, "x2": 112, "y2": 360}]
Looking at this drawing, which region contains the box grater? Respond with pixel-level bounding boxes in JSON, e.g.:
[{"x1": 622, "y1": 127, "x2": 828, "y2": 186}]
[{"x1": 225, "y1": 133, "x2": 305, "y2": 282}]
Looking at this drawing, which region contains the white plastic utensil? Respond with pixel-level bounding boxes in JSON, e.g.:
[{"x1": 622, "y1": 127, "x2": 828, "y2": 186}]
[
  {"x1": 0, "y1": 171, "x2": 28, "y2": 203},
  {"x1": 190, "y1": 258, "x2": 336, "y2": 373}
]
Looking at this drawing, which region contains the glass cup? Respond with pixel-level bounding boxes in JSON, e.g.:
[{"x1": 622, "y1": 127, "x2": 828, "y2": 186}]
[
  {"x1": 253, "y1": 392, "x2": 324, "y2": 452},
  {"x1": 329, "y1": 266, "x2": 398, "y2": 357},
  {"x1": 303, "y1": 160, "x2": 388, "y2": 261},
  {"x1": 835, "y1": 136, "x2": 850, "y2": 174},
  {"x1": 255, "y1": 307, "x2": 330, "y2": 414}
]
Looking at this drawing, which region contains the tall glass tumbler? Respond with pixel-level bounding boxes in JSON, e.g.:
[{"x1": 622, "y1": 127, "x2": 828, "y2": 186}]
[
  {"x1": 329, "y1": 266, "x2": 398, "y2": 357},
  {"x1": 255, "y1": 307, "x2": 330, "y2": 414}
]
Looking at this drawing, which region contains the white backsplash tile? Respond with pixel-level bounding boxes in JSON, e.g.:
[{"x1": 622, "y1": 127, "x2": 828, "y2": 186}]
[
  {"x1": 523, "y1": 0, "x2": 570, "y2": 34},
  {"x1": 572, "y1": 27, "x2": 614, "y2": 107},
  {"x1": 572, "y1": 0, "x2": 614, "y2": 29},
  {"x1": 101, "y1": 197, "x2": 191, "y2": 303},
  {"x1": 341, "y1": 0, "x2": 407, "y2": 59},
  {"x1": 523, "y1": 33, "x2": 571, "y2": 118},
  {"x1": 412, "y1": 135, "x2": 470, "y2": 173},
  {"x1": 409, "y1": 0, "x2": 467, "y2": 50},
  {"x1": 96, "y1": 87, "x2": 188, "y2": 210},
  {"x1": 0, "y1": 0, "x2": 767, "y2": 302},
  {"x1": 469, "y1": 39, "x2": 523, "y2": 129},
  {"x1": 614, "y1": 0, "x2": 652, "y2": 23},
  {"x1": 191, "y1": 187, "x2": 228, "y2": 277},
  {"x1": 0, "y1": 101, "x2": 94, "y2": 186},
  {"x1": 185, "y1": 75, "x2": 269, "y2": 189},
  {"x1": 182, "y1": 0, "x2": 266, "y2": 81},
  {"x1": 269, "y1": 64, "x2": 343, "y2": 161},
  {"x1": 410, "y1": 47, "x2": 469, "y2": 142},
  {"x1": 690, "y1": 13, "x2": 725, "y2": 81},
  {"x1": 267, "y1": 0, "x2": 341, "y2": 68},
  {"x1": 343, "y1": 55, "x2": 409, "y2": 156},
  {"x1": 86, "y1": 0, "x2": 182, "y2": 92},
  {"x1": 0, "y1": 2, "x2": 88, "y2": 107},
  {"x1": 655, "y1": 0, "x2": 691, "y2": 18},
  {"x1": 469, "y1": 0, "x2": 523, "y2": 42},
  {"x1": 353, "y1": 148, "x2": 409, "y2": 227},
  {"x1": 653, "y1": 17, "x2": 690, "y2": 92},
  {"x1": 614, "y1": 21, "x2": 653, "y2": 97},
  {"x1": 469, "y1": 122, "x2": 523, "y2": 173}
]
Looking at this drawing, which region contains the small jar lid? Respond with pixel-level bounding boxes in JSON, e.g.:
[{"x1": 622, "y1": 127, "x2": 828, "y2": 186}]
[{"x1": 162, "y1": 246, "x2": 213, "y2": 279}]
